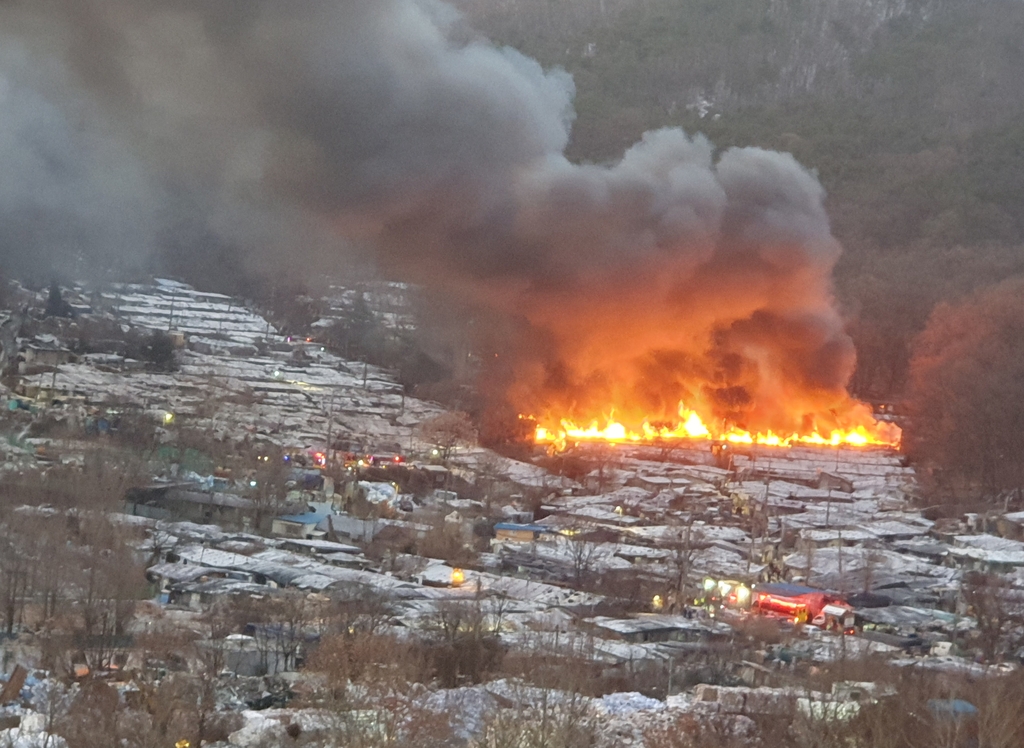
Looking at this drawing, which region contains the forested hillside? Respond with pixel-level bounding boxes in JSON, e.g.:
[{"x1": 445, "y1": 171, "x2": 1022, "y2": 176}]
[{"x1": 452, "y1": 0, "x2": 1024, "y2": 400}]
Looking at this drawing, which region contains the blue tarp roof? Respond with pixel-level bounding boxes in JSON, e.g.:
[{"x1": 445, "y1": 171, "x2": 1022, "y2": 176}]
[
  {"x1": 494, "y1": 522, "x2": 556, "y2": 534},
  {"x1": 756, "y1": 582, "x2": 827, "y2": 598},
  {"x1": 276, "y1": 511, "x2": 330, "y2": 525},
  {"x1": 927, "y1": 699, "x2": 978, "y2": 718}
]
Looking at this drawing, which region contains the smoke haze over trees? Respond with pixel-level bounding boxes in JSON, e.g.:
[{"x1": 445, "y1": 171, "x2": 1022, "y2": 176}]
[
  {"x1": 450, "y1": 0, "x2": 1024, "y2": 403},
  {"x1": 906, "y1": 279, "x2": 1024, "y2": 496}
]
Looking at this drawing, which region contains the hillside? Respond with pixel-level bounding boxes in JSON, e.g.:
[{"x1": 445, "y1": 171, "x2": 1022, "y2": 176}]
[{"x1": 452, "y1": 0, "x2": 1024, "y2": 398}]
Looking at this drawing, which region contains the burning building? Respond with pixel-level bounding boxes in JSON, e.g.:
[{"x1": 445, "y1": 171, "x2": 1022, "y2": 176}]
[{"x1": 2, "y1": 0, "x2": 898, "y2": 448}]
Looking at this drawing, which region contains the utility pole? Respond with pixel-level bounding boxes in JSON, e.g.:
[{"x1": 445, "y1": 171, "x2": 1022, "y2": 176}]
[
  {"x1": 838, "y1": 528, "x2": 844, "y2": 594},
  {"x1": 325, "y1": 390, "x2": 336, "y2": 466},
  {"x1": 826, "y1": 484, "x2": 832, "y2": 528},
  {"x1": 826, "y1": 443, "x2": 840, "y2": 528},
  {"x1": 756, "y1": 453, "x2": 772, "y2": 570}
]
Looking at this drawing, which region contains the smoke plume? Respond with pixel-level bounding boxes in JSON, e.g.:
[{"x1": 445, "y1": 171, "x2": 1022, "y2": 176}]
[{"x1": 1, "y1": 0, "x2": 867, "y2": 432}]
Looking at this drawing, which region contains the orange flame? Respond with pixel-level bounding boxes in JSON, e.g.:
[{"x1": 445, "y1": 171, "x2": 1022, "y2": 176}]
[{"x1": 531, "y1": 402, "x2": 900, "y2": 451}]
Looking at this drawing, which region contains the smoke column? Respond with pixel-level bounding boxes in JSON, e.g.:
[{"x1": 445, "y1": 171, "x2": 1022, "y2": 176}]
[{"x1": 0, "y1": 0, "x2": 867, "y2": 432}]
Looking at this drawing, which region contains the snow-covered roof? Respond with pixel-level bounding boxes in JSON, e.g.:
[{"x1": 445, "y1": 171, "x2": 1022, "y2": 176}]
[
  {"x1": 953, "y1": 534, "x2": 1024, "y2": 553},
  {"x1": 279, "y1": 538, "x2": 362, "y2": 555}
]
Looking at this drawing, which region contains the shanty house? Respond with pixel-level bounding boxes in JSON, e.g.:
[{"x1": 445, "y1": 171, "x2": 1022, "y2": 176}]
[
  {"x1": 271, "y1": 510, "x2": 330, "y2": 539},
  {"x1": 19, "y1": 337, "x2": 72, "y2": 372},
  {"x1": 996, "y1": 510, "x2": 1024, "y2": 540},
  {"x1": 494, "y1": 522, "x2": 558, "y2": 543},
  {"x1": 584, "y1": 615, "x2": 731, "y2": 645},
  {"x1": 125, "y1": 486, "x2": 254, "y2": 528}
]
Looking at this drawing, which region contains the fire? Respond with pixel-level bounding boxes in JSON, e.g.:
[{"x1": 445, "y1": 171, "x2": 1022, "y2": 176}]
[{"x1": 530, "y1": 401, "x2": 900, "y2": 451}]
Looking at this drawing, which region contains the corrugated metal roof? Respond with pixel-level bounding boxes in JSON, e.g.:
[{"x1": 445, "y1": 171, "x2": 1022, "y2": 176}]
[{"x1": 276, "y1": 511, "x2": 330, "y2": 524}]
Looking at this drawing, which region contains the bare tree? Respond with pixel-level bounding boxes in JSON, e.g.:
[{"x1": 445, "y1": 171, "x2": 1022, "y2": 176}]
[
  {"x1": 564, "y1": 530, "x2": 602, "y2": 590},
  {"x1": 418, "y1": 411, "x2": 477, "y2": 461},
  {"x1": 643, "y1": 710, "x2": 752, "y2": 748},
  {"x1": 425, "y1": 598, "x2": 503, "y2": 687},
  {"x1": 31, "y1": 679, "x2": 72, "y2": 748},
  {"x1": 417, "y1": 512, "x2": 478, "y2": 568},
  {"x1": 332, "y1": 582, "x2": 395, "y2": 636},
  {"x1": 72, "y1": 533, "x2": 147, "y2": 672},
  {"x1": 57, "y1": 679, "x2": 124, "y2": 748},
  {"x1": 309, "y1": 629, "x2": 452, "y2": 747},
  {"x1": 241, "y1": 446, "x2": 292, "y2": 532},
  {"x1": 0, "y1": 523, "x2": 32, "y2": 635},
  {"x1": 975, "y1": 670, "x2": 1024, "y2": 748},
  {"x1": 961, "y1": 571, "x2": 1021, "y2": 662},
  {"x1": 583, "y1": 443, "x2": 619, "y2": 493},
  {"x1": 475, "y1": 669, "x2": 598, "y2": 748},
  {"x1": 131, "y1": 672, "x2": 232, "y2": 748},
  {"x1": 664, "y1": 520, "x2": 706, "y2": 612}
]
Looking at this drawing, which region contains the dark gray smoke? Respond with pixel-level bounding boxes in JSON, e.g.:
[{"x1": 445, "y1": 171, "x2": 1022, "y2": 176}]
[
  {"x1": 0, "y1": 32, "x2": 159, "y2": 280},
  {"x1": 0, "y1": 0, "x2": 868, "y2": 432}
]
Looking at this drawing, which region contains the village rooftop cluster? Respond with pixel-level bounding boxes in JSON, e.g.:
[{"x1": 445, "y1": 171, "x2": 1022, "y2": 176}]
[{"x1": 0, "y1": 279, "x2": 1020, "y2": 747}]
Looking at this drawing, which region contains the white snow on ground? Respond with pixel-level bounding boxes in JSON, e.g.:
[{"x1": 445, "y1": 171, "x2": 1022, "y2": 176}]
[
  {"x1": 228, "y1": 710, "x2": 293, "y2": 748},
  {"x1": 112, "y1": 280, "x2": 275, "y2": 343},
  {"x1": 0, "y1": 728, "x2": 69, "y2": 748},
  {"x1": 421, "y1": 686, "x2": 499, "y2": 740},
  {"x1": 596, "y1": 692, "x2": 666, "y2": 716},
  {"x1": 52, "y1": 283, "x2": 447, "y2": 453},
  {"x1": 0, "y1": 712, "x2": 68, "y2": 748}
]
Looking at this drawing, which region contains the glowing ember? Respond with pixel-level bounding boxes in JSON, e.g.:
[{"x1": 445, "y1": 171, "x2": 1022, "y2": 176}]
[{"x1": 529, "y1": 402, "x2": 900, "y2": 451}]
